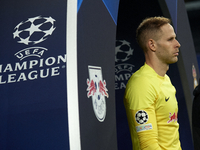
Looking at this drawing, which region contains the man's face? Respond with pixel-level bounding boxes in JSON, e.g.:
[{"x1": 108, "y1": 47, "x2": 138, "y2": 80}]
[{"x1": 155, "y1": 23, "x2": 181, "y2": 64}]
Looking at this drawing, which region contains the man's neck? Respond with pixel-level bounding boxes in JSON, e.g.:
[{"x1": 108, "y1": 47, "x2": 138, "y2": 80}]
[{"x1": 145, "y1": 61, "x2": 169, "y2": 77}]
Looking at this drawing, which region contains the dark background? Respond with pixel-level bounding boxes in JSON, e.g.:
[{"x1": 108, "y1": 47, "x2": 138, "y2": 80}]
[{"x1": 185, "y1": 0, "x2": 200, "y2": 56}]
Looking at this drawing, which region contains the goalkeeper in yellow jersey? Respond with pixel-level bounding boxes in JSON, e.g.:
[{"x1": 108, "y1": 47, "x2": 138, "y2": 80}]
[{"x1": 124, "y1": 17, "x2": 182, "y2": 150}]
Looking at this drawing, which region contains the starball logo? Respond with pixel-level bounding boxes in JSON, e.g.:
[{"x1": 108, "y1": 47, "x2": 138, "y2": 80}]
[
  {"x1": 115, "y1": 40, "x2": 135, "y2": 90},
  {"x1": 0, "y1": 16, "x2": 66, "y2": 84},
  {"x1": 13, "y1": 16, "x2": 56, "y2": 46},
  {"x1": 13, "y1": 16, "x2": 56, "y2": 60}
]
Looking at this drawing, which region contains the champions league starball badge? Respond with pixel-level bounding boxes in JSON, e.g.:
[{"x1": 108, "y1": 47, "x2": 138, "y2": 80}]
[
  {"x1": 13, "y1": 16, "x2": 56, "y2": 60},
  {"x1": 13, "y1": 16, "x2": 56, "y2": 45},
  {"x1": 135, "y1": 110, "x2": 148, "y2": 124},
  {"x1": 86, "y1": 66, "x2": 109, "y2": 122}
]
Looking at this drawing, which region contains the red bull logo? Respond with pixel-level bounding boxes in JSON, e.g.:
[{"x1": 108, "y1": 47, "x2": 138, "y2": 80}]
[
  {"x1": 87, "y1": 65, "x2": 109, "y2": 122},
  {"x1": 167, "y1": 112, "x2": 178, "y2": 123},
  {"x1": 87, "y1": 79, "x2": 109, "y2": 98}
]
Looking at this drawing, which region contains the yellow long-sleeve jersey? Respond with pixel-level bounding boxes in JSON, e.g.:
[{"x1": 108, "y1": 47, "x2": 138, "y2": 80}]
[{"x1": 124, "y1": 63, "x2": 181, "y2": 150}]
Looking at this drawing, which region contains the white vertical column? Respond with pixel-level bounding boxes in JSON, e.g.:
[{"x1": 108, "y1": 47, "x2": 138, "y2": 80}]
[{"x1": 66, "y1": 0, "x2": 81, "y2": 150}]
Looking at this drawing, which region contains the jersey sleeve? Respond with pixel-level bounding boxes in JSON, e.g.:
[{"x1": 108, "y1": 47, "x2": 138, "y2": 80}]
[
  {"x1": 132, "y1": 106, "x2": 162, "y2": 150},
  {"x1": 124, "y1": 77, "x2": 162, "y2": 149}
]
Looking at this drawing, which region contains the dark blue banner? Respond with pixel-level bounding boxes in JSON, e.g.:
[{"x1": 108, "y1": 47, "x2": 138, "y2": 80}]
[{"x1": 0, "y1": 0, "x2": 69, "y2": 149}]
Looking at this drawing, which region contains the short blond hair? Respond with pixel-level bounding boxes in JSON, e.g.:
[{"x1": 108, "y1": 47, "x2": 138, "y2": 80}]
[{"x1": 136, "y1": 16, "x2": 171, "y2": 52}]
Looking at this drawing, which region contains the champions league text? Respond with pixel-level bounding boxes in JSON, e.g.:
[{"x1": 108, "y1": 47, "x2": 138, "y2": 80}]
[{"x1": 0, "y1": 54, "x2": 66, "y2": 84}]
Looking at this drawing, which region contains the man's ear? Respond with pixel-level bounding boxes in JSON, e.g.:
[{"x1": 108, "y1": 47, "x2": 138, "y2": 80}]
[{"x1": 148, "y1": 39, "x2": 156, "y2": 52}]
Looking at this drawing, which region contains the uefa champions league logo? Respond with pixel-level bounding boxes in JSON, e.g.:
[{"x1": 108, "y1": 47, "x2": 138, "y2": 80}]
[
  {"x1": 0, "y1": 15, "x2": 66, "y2": 85},
  {"x1": 13, "y1": 16, "x2": 56, "y2": 45},
  {"x1": 115, "y1": 39, "x2": 135, "y2": 90},
  {"x1": 13, "y1": 16, "x2": 56, "y2": 60},
  {"x1": 87, "y1": 66, "x2": 109, "y2": 122}
]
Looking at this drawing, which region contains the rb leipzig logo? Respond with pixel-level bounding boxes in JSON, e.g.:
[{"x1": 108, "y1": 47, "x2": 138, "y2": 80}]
[{"x1": 86, "y1": 66, "x2": 109, "y2": 122}]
